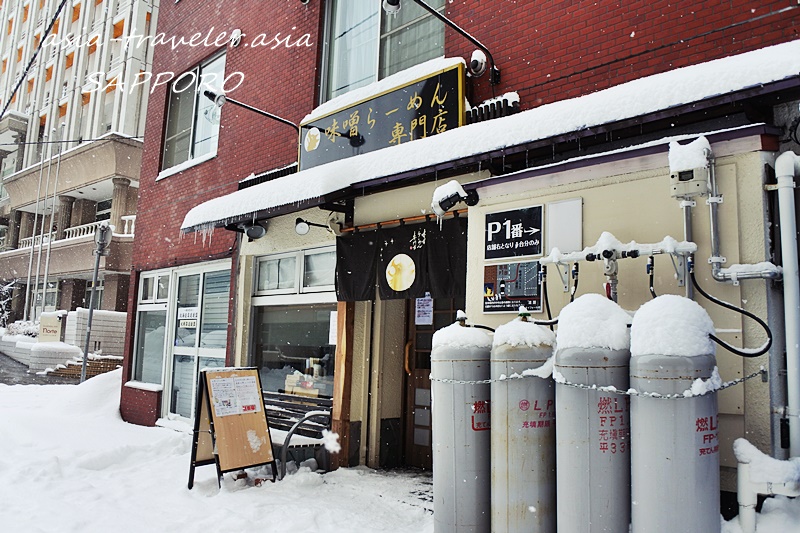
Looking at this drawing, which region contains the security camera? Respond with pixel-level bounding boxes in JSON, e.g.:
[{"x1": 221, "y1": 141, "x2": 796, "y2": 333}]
[
  {"x1": 431, "y1": 180, "x2": 479, "y2": 217},
  {"x1": 382, "y1": 0, "x2": 401, "y2": 14},
  {"x1": 230, "y1": 29, "x2": 242, "y2": 47},
  {"x1": 470, "y1": 50, "x2": 487, "y2": 77},
  {"x1": 300, "y1": 0, "x2": 310, "y2": 4}
]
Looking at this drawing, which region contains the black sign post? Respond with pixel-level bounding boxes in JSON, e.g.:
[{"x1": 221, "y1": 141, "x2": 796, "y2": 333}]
[{"x1": 299, "y1": 63, "x2": 465, "y2": 170}]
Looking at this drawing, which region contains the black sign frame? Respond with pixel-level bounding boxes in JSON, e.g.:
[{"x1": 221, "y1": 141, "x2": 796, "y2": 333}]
[
  {"x1": 299, "y1": 63, "x2": 465, "y2": 170},
  {"x1": 484, "y1": 206, "x2": 544, "y2": 260}
]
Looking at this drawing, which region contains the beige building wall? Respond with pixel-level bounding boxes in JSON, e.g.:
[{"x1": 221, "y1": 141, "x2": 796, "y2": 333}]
[{"x1": 466, "y1": 135, "x2": 774, "y2": 492}]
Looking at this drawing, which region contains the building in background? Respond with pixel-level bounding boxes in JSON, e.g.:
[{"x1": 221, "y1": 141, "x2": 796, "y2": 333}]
[
  {"x1": 121, "y1": 0, "x2": 800, "y2": 514},
  {"x1": 0, "y1": 0, "x2": 158, "y2": 322}
]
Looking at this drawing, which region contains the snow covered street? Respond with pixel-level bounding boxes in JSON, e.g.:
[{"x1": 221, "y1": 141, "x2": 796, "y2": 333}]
[
  {"x1": 0, "y1": 369, "x2": 433, "y2": 533},
  {"x1": 0, "y1": 368, "x2": 798, "y2": 532}
]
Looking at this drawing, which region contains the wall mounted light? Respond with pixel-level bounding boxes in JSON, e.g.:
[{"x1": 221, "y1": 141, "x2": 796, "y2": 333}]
[
  {"x1": 381, "y1": 0, "x2": 501, "y2": 85},
  {"x1": 231, "y1": 221, "x2": 268, "y2": 241},
  {"x1": 295, "y1": 217, "x2": 331, "y2": 235}
]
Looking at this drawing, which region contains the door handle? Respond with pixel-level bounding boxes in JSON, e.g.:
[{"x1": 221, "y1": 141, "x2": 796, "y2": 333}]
[{"x1": 404, "y1": 340, "x2": 413, "y2": 375}]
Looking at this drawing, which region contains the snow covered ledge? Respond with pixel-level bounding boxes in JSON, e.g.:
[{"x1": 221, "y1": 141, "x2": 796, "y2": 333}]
[{"x1": 734, "y1": 438, "x2": 800, "y2": 533}]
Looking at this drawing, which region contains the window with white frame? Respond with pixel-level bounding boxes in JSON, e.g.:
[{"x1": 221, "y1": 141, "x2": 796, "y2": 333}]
[
  {"x1": 254, "y1": 247, "x2": 336, "y2": 295},
  {"x1": 252, "y1": 247, "x2": 337, "y2": 399},
  {"x1": 161, "y1": 52, "x2": 226, "y2": 171},
  {"x1": 132, "y1": 272, "x2": 171, "y2": 384},
  {"x1": 323, "y1": 0, "x2": 445, "y2": 101}
]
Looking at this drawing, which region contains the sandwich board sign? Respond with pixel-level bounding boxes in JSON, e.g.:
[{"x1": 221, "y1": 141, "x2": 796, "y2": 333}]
[{"x1": 188, "y1": 368, "x2": 277, "y2": 488}]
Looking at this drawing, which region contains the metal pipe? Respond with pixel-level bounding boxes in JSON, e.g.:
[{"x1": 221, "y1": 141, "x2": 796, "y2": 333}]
[
  {"x1": 682, "y1": 201, "x2": 694, "y2": 299},
  {"x1": 22, "y1": 138, "x2": 47, "y2": 321},
  {"x1": 32, "y1": 131, "x2": 56, "y2": 318},
  {"x1": 41, "y1": 126, "x2": 65, "y2": 312},
  {"x1": 707, "y1": 151, "x2": 726, "y2": 282},
  {"x1": 775, "y1": 150, "x2": 800, "y2": 457}
]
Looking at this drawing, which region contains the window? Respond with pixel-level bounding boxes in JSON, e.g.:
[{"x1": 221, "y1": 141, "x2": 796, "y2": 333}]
[
  {"x1": 95, "y1": 199, "x2": 112, "y2": 221},
  {"x1": 254, "y1": 247, "x2": 335, "y2": 295},
  {"x1": 254, "y1": 304, "x2": 337, "y2": 399},
  {"x1": 161, "y1": 53, "x2": 225, "y2": 171},
  {"x1": 133, "y1": 270, "x2": 171, "y2": 385},
  {"x1": 323, "y1": 0, "x2": 444, "y2": 101},
  {"x1": 252, "y1": 248, "x2": 337, "y2": 399}
]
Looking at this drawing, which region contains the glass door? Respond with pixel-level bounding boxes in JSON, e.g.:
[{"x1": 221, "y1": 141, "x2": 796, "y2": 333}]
[
  {"x1": 403, "y1": 296, "x2": 464, "y2": 469},
  {"x1": 167, "y1": 270, "x2": 230, "y2": 419}
]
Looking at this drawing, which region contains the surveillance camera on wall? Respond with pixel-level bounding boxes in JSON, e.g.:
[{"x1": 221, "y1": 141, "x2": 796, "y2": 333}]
[
  {"x1": 431, "y1": 180, "x2": 479, "y2": 217},
  {"x1": 300, "y1": 0, "x2": 310, "y2": 4},
  {"x1": 230, "y1": 29, "x2": 242, "y2": 47},
  {"x1": 382, "y1": 0, "x2": 401, "y2": 14},
  {"x1": 470, "y1": 50, "x2": 488, "y2": 77}
]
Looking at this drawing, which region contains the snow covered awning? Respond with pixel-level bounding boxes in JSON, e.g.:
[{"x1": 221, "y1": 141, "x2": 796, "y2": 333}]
[{"x1": 181, "y1": 41, "x2": 800, "y2": 234}]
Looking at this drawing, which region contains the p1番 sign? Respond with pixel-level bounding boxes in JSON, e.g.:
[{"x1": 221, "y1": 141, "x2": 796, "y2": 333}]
[{"x1": 485, "y1": 206, "x2": 543, "y2": 260}]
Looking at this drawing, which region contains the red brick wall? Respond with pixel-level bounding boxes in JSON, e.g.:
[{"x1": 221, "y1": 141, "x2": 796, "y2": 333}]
[
  {"x1": 132, "y1": 0, "x2": 322, "y2": 273},
  {"x1": 119, "y1": 385, "x2": 162, "y2": 427},
  {"x1": 445, "y1": 0, "x2": 799, "y2": 107}
]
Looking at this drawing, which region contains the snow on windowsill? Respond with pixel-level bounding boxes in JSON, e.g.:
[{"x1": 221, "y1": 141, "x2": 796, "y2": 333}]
[
  {"x1": 156, "y1": 151, "x2": 218, "y2": 181},
  {"x1": 124, "y1": 381, "x2": 164, "y2": 392}
]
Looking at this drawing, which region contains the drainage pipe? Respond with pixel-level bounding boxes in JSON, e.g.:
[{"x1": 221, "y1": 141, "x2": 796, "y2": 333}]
[
  {"x1": 707, "y1": 152, "x2": 782, "y2": 283},
  {"x1": 775, "y1": 150, "x2": 800, "y2": 457},
  {"x1": 682, "y1": 199, "x2": 695, "y2": 299}
]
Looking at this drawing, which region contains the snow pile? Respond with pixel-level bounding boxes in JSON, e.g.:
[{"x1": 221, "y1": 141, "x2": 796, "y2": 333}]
[
  {"x1": 718, "y1": 261, "x2": 782, "y2": 278},
  {"x1": 685, "y1": 366, "x2": 723, "y2": 397},
  {"x1": 733, "y1": 438, "x2": 800, "y2": 485},
  {"x1": 321, "y1": 429, "x2": 341, "y2": 454},
  {"x1": 5, "y1": 320, "x2": 39, "y2": 338},
  {"x1": 493, "y1": 317, "x2": 555, "y2": 348},
  {"x1": 432, "y1": 321, "x2": 493, "y2": 350},
  {"x1": 556, "y1": 294, "x2": 631, "y2": 351},
  {"x1": 0, "y1": 369, "x2": 434, "y2": 532},
  {"x1": 630, "y1": 295, "x2": 716, "y2": 357},
  {"x1": 668, "y1": 136, "x2": 711, "y2": 172}
]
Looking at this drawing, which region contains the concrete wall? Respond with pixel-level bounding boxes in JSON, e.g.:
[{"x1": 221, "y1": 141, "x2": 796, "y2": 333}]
[{"x1": 65, "y1": 308, "x2": 127, "y2": 356}]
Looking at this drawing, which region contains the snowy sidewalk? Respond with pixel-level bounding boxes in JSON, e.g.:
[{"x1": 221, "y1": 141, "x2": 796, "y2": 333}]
[
  {"x1": 0, "y1": 369, "x2": 432, "y2": 533},
  {"x1": 0, "y1": 369, "x2": 798, "y2": 532}
]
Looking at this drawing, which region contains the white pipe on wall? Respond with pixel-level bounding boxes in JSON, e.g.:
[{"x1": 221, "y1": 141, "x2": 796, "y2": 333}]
[{"x1": 775, "y1": 150, "x2": 800, "y2": 458}]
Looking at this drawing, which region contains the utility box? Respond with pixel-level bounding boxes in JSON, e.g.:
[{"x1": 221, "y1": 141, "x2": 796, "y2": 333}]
[
  {"x1": 670, "y1": 166, "x2": 709, "y2": 198},
  {"x1": 490, "y1": 316, "x2": 556, "y2": 533},
  {"x1": 629, "y1": 295, "x2": 720, "y2": 533},
  {"x1": 431, "y1": 320, "x2": 493, "y2": 533}
]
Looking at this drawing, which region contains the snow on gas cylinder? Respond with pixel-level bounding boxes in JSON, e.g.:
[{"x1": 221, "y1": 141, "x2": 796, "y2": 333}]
[
  {"x1": 629, "y1": 294, "x2": 719, "y2": 533},
  {"x1": 431, "y1": 317, "x2": 492, "y2": 533},
  {"x1": 553, "y1": 294, "x2": 632, "y2": 533},
  {"x1": 490, "y1": 308, "x2": 556, "y2": 533}
]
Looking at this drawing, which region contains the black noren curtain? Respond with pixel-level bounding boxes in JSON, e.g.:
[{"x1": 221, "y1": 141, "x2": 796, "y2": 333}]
[
  {"x1": 335, "y1": 217, "x2": 467, "y2": 301},
  {"x1": 335, "y1": 230, "x2": 378, "y2": 301}
]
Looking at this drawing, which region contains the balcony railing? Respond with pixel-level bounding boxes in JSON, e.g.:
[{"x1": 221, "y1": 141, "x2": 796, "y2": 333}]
[
  {"x1": 120, "y1": 215, "x2": 135, "y2": 235},
  {"x1": 15, "y1": 216, "x2": 135, "y2": 249},
  {"x1": 19, "y1": 231, "x2": 55, "y2": 249},
  {"x1": 64, "y1": 221, "x2": 103, "y2": 240}
]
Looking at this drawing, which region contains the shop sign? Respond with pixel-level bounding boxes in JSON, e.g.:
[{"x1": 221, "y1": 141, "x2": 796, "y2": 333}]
[
  {"x1": 483, "y1": 261, "x2": 542, "y2": 313},
  {"x1": 485, "y1": 206, "x2": 543, "y2": 260},
  {"x1": 299, "y1": 63, "x2": 465, "y2": 170},
  {"x1": 178, "y1": 306, "x2": 198, "y2": 329},
  {"x1": 415, "y1": 292, "x2": 434, "y2": 325}
]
